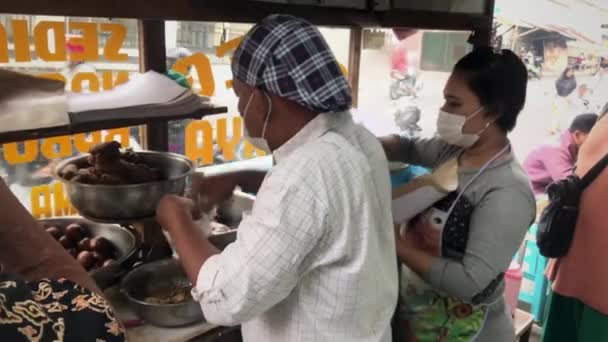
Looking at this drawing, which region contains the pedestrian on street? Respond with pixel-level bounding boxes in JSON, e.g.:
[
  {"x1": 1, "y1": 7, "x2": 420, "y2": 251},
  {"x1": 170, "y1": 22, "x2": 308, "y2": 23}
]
[
  {"x1": 524, "y1": 113, "x2": 598, "y2": 195},
  {"x1": 556, "y1": 66, "x2": 577, "y2": 98},
  {"x1": 543, "y1": 106, "x2": 608, "y2": 342}
]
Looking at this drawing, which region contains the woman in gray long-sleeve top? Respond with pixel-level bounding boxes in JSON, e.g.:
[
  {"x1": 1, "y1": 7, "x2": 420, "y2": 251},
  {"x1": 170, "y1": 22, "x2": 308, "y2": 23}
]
[{"x1": 381, "y1": 48, "x2": 535, "y2": 341}]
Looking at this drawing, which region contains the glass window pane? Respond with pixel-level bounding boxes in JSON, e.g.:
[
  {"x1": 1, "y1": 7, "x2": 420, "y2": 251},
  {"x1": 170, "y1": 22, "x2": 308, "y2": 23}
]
[
  {"x1": 0, "y1": 14, "x2": 141, "y2": 216},
  {"x1": 356, "y1": 29, "x2": 472, "y2": 139}
]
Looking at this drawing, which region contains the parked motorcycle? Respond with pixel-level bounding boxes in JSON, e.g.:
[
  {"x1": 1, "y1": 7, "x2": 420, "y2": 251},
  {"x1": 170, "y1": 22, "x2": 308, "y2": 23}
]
[
  {"x1": 525, "y1": 57, "x2": 543, "y2": 80},
  {"x1": 393, "y1": 96, "x2": 422, "y2": 138},
  {"x1": 389, "y1": 70, "x2": 423, "y2": 100}
]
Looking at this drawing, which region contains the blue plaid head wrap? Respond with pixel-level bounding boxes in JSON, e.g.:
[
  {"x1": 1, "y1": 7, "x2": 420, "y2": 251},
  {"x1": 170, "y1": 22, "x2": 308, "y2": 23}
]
[{"x1": 232, "y1": 14, "x2": 352, "y2": 113}]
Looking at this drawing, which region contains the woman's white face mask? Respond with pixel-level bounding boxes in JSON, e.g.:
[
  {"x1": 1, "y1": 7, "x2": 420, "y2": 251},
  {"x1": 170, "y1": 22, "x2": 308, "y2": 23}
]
[
  {"x1": 242, "y1": 92, "x2": 272, "y2": 153},
  {"x1": 436, "y1": 107, "x2": 492, "y2": 148}
]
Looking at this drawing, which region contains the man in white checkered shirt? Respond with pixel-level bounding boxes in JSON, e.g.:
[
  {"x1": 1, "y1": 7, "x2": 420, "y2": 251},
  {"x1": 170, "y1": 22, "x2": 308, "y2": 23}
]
[{"x1": 157, "y1": 14, "x2": 398, "y2": 342}]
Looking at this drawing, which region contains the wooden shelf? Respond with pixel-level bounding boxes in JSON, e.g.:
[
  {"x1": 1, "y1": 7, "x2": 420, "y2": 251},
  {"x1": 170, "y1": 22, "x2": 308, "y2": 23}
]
[
  {"x1": 0, "y1": 104, "x2": 227, "y2": 144},
  {"x1": 0, "y1": 0, "x2": 489, "y2": 29}
]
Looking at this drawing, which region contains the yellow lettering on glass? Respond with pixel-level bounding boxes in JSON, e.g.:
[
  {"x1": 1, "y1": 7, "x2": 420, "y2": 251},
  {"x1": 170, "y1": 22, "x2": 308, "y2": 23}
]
[
  {"x1": 102, "y1": 71, "x2": 129, "y2": 90},
  {"x1": 100, "y1": 23, "x2": 128, "y2": 62},
  {"x1": 33, "y1": 21, "x2": 66, "y2": 62},
  {"x1": 11, "y1": 20, "x2": 31, "y2": 62},
  {"x1": 68, "y1": 22, "x2": 99, "y2": 62},
  {"x1": 41, "y1": 136, "x2": 72, "y2": 160},
  {"x1": 104, "y1": 128, "x2": 130, "y2": 147},
  {"x1": 243, "y1": 140, "x2": 267, "y2": 159},
  {"x1": 52, "y1": 182, "x2": 77, "y2": 217},
  {"x1": 31, "y1": 185, "x2": 52, "y2": 219},
  {"x1": 74, "y1": 131, "x2": 102, "y2": 153},
  {"x1": 3, "y1": 141, "x2": 38, "y2": 165},
  {"x1": 216, "y1": 117, "x2": 242, "y2": 162},
  {"x1": 185, "y1": 120, "x2": 214, "y2": 166},
  {"x1": 0, "y1": 24, "x2": 8, "y2": 62},
  {"x1": 72, "y1": 72, "x2": 100, "y2": 92},
  {"x1": 173, "y1": 53, "x2": 215, "y2": 96},
  {"x1": 215, "y1": 36, "x2": 243, "y2": 89}
]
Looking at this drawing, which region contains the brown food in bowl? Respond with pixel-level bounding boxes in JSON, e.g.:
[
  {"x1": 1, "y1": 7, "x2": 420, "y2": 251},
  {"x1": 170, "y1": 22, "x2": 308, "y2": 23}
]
[
  {"x1": 77, "y1": 237, "x2": 93, "y2": 251},
  {"x1": 144, "y1": 285, "x2": 193, "y2": 305},
  {"x1": 61, "y1": 164, "x2": 79, "y2": 180},
  {"x1": 65, "y1": 223, "x2": 85, "y2": 242},
  {"x1": 91, "y1": 237, "x2": 114, "y2": 256},
  {"x1": 60, "y1": 142, "x2": 164, "y2": 185},
  {"x1": 77, "y1": 251, "x2": 96, "y2": 270},
  {"x1": 47, "y1": 221, "x2": 118, "y2": 272},
  {"x1": 59, "y1": 235, "x2": 74, "y2": 249},
  {"x1": 45, "y1": 226, "x2": 63, "y2": 239}
]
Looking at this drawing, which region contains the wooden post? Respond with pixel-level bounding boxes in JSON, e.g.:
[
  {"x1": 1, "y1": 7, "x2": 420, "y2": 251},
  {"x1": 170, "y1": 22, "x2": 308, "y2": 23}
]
[
  {"x1": 348, "y1": 27, "x2": 362, "y2": 108},
  {"x1": 137, "y1": 19, "x2": 171, "y2": 260},
  {"x1": 138, "y1": 19, "x2": 169, "y2": 152},
  {"x1": 471, "y1": 0, "x2": 495, "y2": 49}
]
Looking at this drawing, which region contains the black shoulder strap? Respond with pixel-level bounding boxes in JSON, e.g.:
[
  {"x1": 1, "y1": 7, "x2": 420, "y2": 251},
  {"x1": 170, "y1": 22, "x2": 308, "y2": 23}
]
[{"x1": 580, "y1": 153, "x2": 608, "y2": 189}]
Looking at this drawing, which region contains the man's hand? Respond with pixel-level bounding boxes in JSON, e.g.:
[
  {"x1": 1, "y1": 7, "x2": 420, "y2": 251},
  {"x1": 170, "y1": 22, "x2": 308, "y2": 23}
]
[
  {"x1": 190, "y1": 170, "x2": 267, "y2": 212},
  {"x1": 191, "y1": 172, "x2": 240, "y2": 212},
  {"x1": 156, "y1": 195, "x2": 200, "y2": 231},
  {"x1": 155, "y1": 194, "x2": 220, "y2": 284}
]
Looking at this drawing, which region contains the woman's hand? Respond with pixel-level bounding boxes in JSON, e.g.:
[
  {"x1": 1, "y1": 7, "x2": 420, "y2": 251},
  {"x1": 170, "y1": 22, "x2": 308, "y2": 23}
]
[
  {"x1": 379, "y1": 134, "x2": 404, "y2": 162},
  {"x1": 394, "y1": 224, "x2": 415, "y2": 258},
  {"x1": 394, "y1": 223, "x2": 435, "y2": 279}
]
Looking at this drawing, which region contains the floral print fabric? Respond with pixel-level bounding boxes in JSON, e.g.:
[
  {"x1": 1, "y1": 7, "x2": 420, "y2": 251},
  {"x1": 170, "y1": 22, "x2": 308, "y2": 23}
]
[{"x1": 0, "y1": 273, "x2": 125, "y2": 342}]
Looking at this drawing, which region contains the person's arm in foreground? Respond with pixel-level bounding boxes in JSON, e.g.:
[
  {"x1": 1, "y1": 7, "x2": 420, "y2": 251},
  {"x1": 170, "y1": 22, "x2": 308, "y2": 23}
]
[
  {"x1": 0, "y1": 178, "x2": 100, "y2": 293},
  {"x1": 396, "y1": 186, "x2": 535, "y2": 301}
]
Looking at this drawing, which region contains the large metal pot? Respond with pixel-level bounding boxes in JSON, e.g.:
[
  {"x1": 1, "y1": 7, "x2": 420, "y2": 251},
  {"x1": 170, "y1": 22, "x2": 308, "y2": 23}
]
[
  {"x1": 38, "y1": 217, "x2": 139, "y2": 289},
  {"x1": 53, "y1": 151, "x2": 194, "y2": 221},
  {"x1": 121, "y1": 258, "x2": 204, "y2": 327}
]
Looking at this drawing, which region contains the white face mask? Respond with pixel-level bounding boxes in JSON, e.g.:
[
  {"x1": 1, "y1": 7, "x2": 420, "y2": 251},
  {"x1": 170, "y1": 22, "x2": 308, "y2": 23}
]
[
  {"x1": 242, "y1": 92, "x2": 272, "y2": 154},
  {"x1": 436, "y1": 107, "x2": 491, "y2": 148}
]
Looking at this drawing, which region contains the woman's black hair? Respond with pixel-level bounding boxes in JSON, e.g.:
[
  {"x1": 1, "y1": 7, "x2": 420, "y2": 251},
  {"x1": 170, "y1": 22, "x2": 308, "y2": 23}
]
[
  {"x1": 559, "y1": 66, "x2": 575, "y2": 79},
  {"x1": 453, "y1": 47, "x2": 527, "y2": 132}
]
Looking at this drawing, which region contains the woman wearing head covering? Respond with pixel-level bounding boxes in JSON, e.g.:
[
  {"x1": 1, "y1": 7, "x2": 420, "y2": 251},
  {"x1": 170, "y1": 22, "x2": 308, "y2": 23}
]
[
  {"x1": 157, "y1": 14, "x2": 398, "y2": 342},
  {"x1": 380, "y1": 48, "x2": 535, "y2": 341}
]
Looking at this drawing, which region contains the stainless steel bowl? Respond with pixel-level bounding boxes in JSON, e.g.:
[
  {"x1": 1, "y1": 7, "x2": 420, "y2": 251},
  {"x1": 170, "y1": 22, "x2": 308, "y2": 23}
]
[
  {"x1": 121, "y1": 258, "x2": 204, "y2": 327},
  {"x1": 53, "y1": 151, "x2": 194, "y2": 221},
  {"x1": 38, "y1": 217, "x2": 139, "y2": 289}
]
